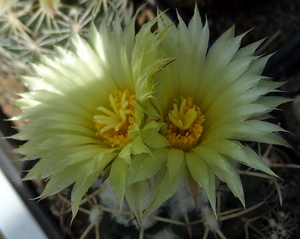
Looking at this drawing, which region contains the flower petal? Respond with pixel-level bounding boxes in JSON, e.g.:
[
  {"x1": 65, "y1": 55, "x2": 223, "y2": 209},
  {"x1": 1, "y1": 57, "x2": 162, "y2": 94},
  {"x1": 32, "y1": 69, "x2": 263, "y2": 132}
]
[
  {"x1": 125, "y1": 181, "x2": 148, "y2": 226},
  {"x1": 144, "y1": 161, "x2": 186, "y2": 218},
  {"x1": 126, "y1": 148, "x2": 168, "y2": 184},
  {"x1": 110, "y1": 157, "x2": 129, "y2": 207},
  {"x1": 193, "y1": 146, "x2": 245, "y2": 207},
  {"x1": 167, "y1": 148, "x2": 184, "y2": 182},
  {"x1": 206, "y1": 139, "x2": 276, "y2": 176},
  {"x1": 185, "y1": 151, "x2": 216, "y2": 214},
  {"x1": 71, "y1": 152, "x2": 117, "y2": 218}
]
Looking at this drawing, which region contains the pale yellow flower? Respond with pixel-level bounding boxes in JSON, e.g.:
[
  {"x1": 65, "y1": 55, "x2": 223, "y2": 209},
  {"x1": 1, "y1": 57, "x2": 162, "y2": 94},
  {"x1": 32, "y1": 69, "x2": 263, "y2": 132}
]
[
  {"x1": 13, "y1": 15, "x2": 170, "y2": 219},
  {"x1": 137, "y1": 9, "x2": 290, "y2": 218},
  {"x1": 12, "y1": 8, "x2": 289, "y2": 227}
]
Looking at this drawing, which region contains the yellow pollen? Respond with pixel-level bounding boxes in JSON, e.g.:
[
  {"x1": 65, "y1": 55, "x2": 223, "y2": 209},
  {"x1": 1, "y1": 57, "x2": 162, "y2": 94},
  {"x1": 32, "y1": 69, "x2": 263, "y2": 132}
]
[
  {"x1": 166, "y1": 97, "x2": 205, "y2": 151},
  {"x1": 94, "y1": 90, "x2": 135, "y2": 148}
]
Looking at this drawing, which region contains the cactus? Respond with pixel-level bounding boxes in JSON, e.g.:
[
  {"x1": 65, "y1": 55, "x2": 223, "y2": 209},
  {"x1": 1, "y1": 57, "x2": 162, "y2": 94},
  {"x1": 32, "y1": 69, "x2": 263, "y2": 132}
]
[
  {"x1": 1, "y1": 1, "x2": 299, "y2": 239},
  {"x1": 36, "y1": 143, "x2": 297, "y2": 239},
  {"x1": 0, "y1": 0, "x2": 134, "y2": 74}
]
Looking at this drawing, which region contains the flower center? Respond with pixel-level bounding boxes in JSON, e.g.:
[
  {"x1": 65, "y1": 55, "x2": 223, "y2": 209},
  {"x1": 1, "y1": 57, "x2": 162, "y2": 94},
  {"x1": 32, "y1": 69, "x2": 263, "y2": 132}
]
[
  {"x1": 94, "y1": 90, "x2": 135, "y2": 148},
  {"x1": 166, "y1": 97, "x2": 205, "y2": 151}
]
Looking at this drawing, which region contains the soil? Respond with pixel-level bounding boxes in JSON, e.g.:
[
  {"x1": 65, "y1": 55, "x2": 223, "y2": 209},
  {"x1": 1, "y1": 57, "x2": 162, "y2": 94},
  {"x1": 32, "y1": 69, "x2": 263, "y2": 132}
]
[{"x1": 1, "y1": 0, "x2": 300, "y2": 238}]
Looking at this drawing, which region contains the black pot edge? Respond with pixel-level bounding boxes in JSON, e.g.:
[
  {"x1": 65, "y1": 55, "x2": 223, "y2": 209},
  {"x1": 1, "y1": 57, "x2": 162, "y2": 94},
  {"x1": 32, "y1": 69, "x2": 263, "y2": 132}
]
[{"x1": 0, "y1": 115, "x2": 65, "y2": 239}]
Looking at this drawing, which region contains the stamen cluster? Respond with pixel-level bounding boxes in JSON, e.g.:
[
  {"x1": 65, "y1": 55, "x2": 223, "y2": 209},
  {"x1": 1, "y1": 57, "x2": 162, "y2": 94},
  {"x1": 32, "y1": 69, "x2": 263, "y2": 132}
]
[
  {"x1": 94, "y1": 90, "x2": 135, "y2": 147},
  {"x1": 166, "y1": 97, "x2": 205, "y2": 151}
]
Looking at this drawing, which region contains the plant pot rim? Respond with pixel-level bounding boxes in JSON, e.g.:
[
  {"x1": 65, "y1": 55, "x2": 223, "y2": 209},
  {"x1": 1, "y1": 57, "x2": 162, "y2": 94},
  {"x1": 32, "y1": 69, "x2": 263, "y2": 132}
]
[{"x1": 0, "y1": 110, "x2": 65, "y2": 239}]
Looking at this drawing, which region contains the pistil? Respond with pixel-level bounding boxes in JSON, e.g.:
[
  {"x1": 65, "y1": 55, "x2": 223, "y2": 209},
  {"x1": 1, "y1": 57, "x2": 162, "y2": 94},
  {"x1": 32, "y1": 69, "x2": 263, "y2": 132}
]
[{"x1": 166, "y1": 97, "x2": 205, "y2": 151}]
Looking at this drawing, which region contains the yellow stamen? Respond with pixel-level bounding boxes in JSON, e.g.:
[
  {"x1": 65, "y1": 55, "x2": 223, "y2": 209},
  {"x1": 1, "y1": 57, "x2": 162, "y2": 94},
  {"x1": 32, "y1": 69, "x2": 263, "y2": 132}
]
[
  {"x1": 166, "y1": 97, "x2": 205, "y2": 151},
  {"x1": 94, "y1": 90, "x2": 135, "y2": 148}
]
